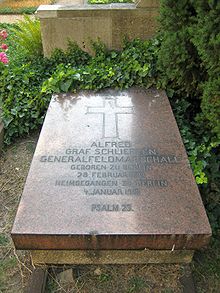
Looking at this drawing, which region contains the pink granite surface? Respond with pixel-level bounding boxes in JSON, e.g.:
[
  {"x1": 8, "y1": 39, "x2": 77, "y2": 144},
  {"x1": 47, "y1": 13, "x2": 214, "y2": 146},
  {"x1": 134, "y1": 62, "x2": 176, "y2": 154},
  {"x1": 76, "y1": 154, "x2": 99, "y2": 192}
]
[{"x1": 11, "y1": 88, "x2": 211, "y2": 250}]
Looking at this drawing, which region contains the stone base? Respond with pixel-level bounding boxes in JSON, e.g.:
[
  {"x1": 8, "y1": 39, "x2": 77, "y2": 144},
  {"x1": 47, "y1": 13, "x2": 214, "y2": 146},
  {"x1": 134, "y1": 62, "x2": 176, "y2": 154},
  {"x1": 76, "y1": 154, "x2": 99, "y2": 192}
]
[
  {"x1": 36, "y1": 2, "x2": 159, "y2": 56},
  {"x1": 31, "y1": 249, "x2": 194, "y2": 265}
]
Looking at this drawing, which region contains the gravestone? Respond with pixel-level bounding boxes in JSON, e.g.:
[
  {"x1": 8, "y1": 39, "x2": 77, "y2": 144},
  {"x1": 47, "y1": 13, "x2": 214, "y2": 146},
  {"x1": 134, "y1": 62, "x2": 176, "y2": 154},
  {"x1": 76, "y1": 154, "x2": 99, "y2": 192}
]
[{"x1": 11, "y1": 88, "x2": 211, "y2": 263}]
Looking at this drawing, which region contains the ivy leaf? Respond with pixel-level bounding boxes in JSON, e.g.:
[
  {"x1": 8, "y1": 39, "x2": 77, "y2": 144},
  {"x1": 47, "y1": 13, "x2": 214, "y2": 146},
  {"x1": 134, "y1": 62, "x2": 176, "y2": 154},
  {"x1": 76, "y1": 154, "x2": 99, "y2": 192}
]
[{"x1": 60, "y1": 80, "x2": 72, "y2": 92}]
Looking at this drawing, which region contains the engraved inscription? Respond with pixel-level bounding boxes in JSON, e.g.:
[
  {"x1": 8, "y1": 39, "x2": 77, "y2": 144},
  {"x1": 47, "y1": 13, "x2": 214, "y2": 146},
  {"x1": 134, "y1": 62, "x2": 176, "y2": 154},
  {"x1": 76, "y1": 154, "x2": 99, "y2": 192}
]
[
  {"x1": 40, "y1": 141, "x2": 179, "y2": 191},
  {"x1": 91, "y1": 204, "x2": 134, "y2": 212},
  {"x1": 39, "y1": 140, "x2": 180, "y2": 211}
]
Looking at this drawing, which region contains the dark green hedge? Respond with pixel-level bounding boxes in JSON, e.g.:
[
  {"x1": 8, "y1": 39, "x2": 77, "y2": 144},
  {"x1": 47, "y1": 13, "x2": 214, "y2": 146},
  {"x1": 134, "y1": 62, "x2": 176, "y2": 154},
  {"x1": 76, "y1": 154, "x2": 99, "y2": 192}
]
[
  {"x1": 158, "y1": 0, "x2": 220, "y2": 240},
  {"x1": 158, "y1": 0, "x2": 220, "y2": 141}
]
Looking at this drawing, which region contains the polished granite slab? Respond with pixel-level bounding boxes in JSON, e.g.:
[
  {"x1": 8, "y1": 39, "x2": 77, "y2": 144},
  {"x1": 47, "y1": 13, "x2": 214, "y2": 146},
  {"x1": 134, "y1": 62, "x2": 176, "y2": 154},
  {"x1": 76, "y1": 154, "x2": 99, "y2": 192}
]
[{"x1": 11, "y1": 88, "x2": 211, "y2": 250}]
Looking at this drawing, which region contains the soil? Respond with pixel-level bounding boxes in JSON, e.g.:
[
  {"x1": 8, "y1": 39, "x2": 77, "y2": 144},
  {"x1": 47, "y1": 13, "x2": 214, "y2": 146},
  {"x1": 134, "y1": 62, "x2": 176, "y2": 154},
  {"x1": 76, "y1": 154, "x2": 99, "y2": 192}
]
[
  {"x1": 46, "y1": 264, "x2": 185, "y2": 292},
  {"x1": 0, "y1": 133, "x2": 39, "y2": 292},
  {"x1": 0, "y1": 15, "x2": 29, "y2": 23},
  {"x1": 0, "y1": 133, "x2": 187, "y2": 292}
]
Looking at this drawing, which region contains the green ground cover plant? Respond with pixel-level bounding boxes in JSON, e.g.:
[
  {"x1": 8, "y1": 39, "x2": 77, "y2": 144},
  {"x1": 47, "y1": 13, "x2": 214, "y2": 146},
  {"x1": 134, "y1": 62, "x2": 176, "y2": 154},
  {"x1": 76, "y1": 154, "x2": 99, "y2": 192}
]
[{"x1": 0, "y1": 23, "x2": 160, "y2": 145}]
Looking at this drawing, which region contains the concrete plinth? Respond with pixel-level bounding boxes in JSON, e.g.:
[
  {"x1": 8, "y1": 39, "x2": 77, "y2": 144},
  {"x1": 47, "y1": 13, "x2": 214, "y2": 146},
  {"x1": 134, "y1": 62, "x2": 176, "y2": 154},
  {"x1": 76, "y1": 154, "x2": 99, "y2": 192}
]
[
  {"x1": 36, "y1": 1, "x2": 160, "y2": 56},
  {"x1": 31, "y1": 249, "x2": 194, "y2": 265}
]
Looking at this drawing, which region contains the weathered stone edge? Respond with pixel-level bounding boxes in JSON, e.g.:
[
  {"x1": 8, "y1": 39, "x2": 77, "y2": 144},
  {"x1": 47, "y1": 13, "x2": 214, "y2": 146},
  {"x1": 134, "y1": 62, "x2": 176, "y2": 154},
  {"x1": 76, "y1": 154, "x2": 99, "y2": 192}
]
[
  {"x1": 36, "y1": 4, "x2": 159, "y2": 18},
  {"x1": 31, "y1": 249, "x2": 194, "y2": 264},
  {"x1": 11, "y1": 233, "x2": 211, "y2": 250}
]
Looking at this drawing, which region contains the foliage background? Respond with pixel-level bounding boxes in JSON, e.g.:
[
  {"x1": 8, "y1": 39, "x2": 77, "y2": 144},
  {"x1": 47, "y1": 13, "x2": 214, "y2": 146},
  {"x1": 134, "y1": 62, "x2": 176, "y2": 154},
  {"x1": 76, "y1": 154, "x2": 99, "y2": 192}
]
[
  {"x1": 157, "y1": 1, "x2": 220, "y2": 290},
  {"x1": 158, "y1": 0, "x2": 220, "y2": 235}
]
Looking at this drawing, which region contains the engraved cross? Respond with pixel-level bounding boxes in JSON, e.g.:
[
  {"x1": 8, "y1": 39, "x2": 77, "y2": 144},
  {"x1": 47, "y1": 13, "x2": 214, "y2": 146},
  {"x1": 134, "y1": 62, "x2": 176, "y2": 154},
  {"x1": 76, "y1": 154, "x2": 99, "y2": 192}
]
[{"x1": 87, "y1": 97, "x2": 134, "y2": 138}]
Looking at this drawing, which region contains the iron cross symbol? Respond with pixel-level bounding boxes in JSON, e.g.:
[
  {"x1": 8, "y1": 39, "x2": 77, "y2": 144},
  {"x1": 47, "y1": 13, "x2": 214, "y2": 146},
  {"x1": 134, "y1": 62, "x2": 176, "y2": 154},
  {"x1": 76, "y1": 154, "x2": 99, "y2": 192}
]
[{"x1": 87, "y1": 97, "x2": 134, "y2": 138}]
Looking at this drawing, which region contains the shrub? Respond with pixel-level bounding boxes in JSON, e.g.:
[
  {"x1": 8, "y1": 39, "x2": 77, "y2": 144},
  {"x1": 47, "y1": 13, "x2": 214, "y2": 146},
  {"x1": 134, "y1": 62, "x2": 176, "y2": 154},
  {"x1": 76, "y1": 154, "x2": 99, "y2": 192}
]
[
  {"x1": 11, "y1": 15, "x2": 43, "y2": 58},
  {"x1": 190, "y1": 1, "x2": 220, "y2": 140},
  {"x1": 157, "y1": 0, "x2": 204, "y2": 97},
  {"x1": 0, "y1": 58, "x2": 51, "y2": 144},
  {"x1": 158, "y1": 0, "x2": 220, "y2": 140},
  {"x1": 158, "y1": 0, "x2": 220, "y2": 241}
]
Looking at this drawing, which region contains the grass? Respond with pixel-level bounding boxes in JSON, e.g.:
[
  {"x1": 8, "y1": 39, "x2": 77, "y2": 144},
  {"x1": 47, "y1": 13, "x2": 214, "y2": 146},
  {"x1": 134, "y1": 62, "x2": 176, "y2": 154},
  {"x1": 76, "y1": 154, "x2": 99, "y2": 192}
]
[
  {"x1": 0, "y1": 257, "x2": 18, "y2": 291},
  {"x1": 128, "y1": 276, "x2": 147, "y2": 292},
  {"x1": 45, "y1": 264, "x2": 183, "y2": 292},
  {"x1": 0, "y1": 134, "x2": 38, "y2": 292},
  {"x1": 192, "y1": 244, "x2": 220, "y2": 292}
]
